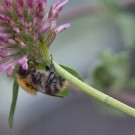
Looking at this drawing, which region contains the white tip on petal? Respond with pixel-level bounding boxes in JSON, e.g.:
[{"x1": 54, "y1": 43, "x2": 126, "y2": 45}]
[{"x1": 56, "y1": 23, "x2": 70, "y2": 34}]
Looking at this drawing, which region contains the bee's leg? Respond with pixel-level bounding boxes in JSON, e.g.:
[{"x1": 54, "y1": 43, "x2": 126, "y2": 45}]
[
  {"x1": 45, "y1": 91, "x2": 63, "y2": 98},
  {"x1": 46, "y1": 61, "x2": 56, "y2": 87},
  {"x1": 46, "y1": 54, "x2": 57, "y2": 84},
  {"x1": 46, "y1": 71, "x2": 54, "y2": 85}
]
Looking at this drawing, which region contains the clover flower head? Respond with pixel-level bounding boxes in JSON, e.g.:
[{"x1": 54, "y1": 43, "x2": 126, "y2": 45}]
[{"x1": 0, "y1": 0, "x2": 70, "y2": 76}]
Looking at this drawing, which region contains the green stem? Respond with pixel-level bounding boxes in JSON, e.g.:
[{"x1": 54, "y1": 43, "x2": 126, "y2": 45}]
[
  {"x1": 41, "y1": 40, "x2": 51, "y2": 63},
  {"x1": 54, "y1": 62, "x2": 135, "y2": 118},
  {"x1": 41, "y1": 40, "x2": 135, "y2": 117}
]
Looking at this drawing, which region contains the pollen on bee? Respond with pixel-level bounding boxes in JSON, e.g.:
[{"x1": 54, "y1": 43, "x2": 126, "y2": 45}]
[{"x1": 17, "y1": 75, "x2": 37, "y2": 95}]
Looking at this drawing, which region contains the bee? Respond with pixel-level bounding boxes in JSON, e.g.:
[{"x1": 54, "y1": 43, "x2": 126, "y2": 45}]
[{"x1": 17, "y1": 61, "x2": 68, "y2": 97}]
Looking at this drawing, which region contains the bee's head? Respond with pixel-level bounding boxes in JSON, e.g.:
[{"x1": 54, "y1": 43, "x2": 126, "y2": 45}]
[{"x1": 18, "y1": 66, "x2": 30, "y2": 77}]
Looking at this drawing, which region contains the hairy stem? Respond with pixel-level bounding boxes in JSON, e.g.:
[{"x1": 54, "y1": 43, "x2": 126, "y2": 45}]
[{"x1": 54, "y1": 62, "x2": 135, "y2": 118}]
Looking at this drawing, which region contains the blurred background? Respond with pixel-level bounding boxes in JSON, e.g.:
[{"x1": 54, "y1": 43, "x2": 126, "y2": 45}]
[{"x1": 1, "y1": 0, "x2": 135, "y2": 134}]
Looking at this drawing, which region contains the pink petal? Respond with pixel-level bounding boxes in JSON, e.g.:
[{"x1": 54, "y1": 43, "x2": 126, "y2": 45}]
[
  {"x1": 17, "y1": 56, "x2": 28, "y2": 70},
  {"x1": 0, "y1": 26, "x2": 8, "y2": 32},
  {"x1": 0, "y1": 15, "x2": 16, "y2": 27},
  {"x1": 39, "y1": 23, "x2": 50, "y2": 35},
  {"x1": 0, "y1": 4, "x2": 6, "y2": 13},
  {"x1": 13, "y1": 27, "x2": 20, "y2": 35},
  {"x1": 26, "y1": 0, "x2": 37, "y2": 15},
  {"x1": 0, "y1": 36, "x2": 16, "y2": 44},
  {"x1": 53, "y1": 0, "x2": 68, "y2": 18},
  {"x1": 52, "y1": 0, "x2": 61, "y2": 9},
  {"x1": 56, "y1": 23, "x2": 70, "y2": 34},
  {"x1": 22, "y1": 62, "x2": 28, "y2": 70},
  {"x1": 3, "y1": 0, "x2": 13, "y2": 13},
  {"x1": 7, "y1": 66, "x2": 15, "y2": 76},
  {"x1": 14, "y1": 0, "x2": 24, "y2": 8},
  {"x1": 0, "y1": 59, "x2": 15, "y2": 71},
  {"x1": 33, "y1": 0, "x2": 47, "y2": 28}
]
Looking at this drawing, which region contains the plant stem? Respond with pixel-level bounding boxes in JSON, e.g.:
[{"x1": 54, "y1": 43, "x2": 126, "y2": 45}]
[
  {"x1": 41, "y1": 39, "x2": 51, "y2": 63},
  {"x1": 41, "y1": 40, "x2": 135, "y2": 117},
  {"x1": 54, "y1": 62, "x2": 135, "y2": 118}
]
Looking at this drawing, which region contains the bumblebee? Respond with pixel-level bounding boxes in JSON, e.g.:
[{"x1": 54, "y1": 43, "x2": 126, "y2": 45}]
[{"x1": 17, "y1": 62, "x2": 67, "y2": 97}]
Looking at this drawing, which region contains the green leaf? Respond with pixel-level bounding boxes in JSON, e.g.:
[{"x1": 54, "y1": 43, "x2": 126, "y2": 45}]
[
  {"x1": 60, "y1": 88, "x2": 70, "y2": 96},
  {"x1": 100, "y1": 0, "x2": 122, "y2": 12},
  {"x1": 28, "y1": 61, "x2": 48, "y2": 70},
  {"x1": 8, "y1": 78, "x2": 19, "y2": 129},
  {"x1": 37, "y1": 62, "x2": 46, "y2": 69},
  {"x1": 91, "y1": 52, "x2": 129, "y2": 91},
  {"x1": 60, "y1": 65, "x2": 83, "y2": 81}
]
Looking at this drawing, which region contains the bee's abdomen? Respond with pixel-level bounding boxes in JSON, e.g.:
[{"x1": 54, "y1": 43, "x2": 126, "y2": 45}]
[
  {"x1": 31, "y1": 72, "x2": 43, "y2": 84},
  {"x1": 45, "y1": 75, "x2": 66, "y2": 94}
]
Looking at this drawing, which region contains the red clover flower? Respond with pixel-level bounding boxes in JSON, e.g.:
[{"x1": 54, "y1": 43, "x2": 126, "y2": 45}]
[
  {"x1": 2, "y1": 1, "x2": 134, "y2": 128},
  {"x1": 0, "y1": 0, "x2": 70, "y2": 76}
]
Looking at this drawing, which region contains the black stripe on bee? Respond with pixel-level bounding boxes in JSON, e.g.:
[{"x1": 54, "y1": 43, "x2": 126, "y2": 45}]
[{"x1": 17, "y1": 61, "x2": 67, "y2": 97}]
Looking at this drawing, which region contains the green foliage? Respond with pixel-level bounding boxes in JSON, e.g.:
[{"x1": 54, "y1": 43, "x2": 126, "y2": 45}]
[
  {"x1": 91, "y1": 52, "x2": 129, "y2": 91},
  {"x1": 100, "y1": 0, "x2": 123, "y2": 12},
  {"x1": 60, "y1": 65, "x2": 83, "y2": 81},
  {"x1": 28, "y1": 61, "x2": 47, "y2": 69},
  {"x1": 100, "y1": 0, "x2": 135, "y2": 47},
  {"x1": 116, "y1": 13, "x2": 135, "y2": 47},
  {"x1": 60, "y1": 88, "x2": 70, "y2": 96},
  {"x1": 92, "y1": 65, "x2": 115, "y2": 90},
  {"x1": 9, "y1": 79, "x2": 19, "y2": 129},
  {"x1": 90, "y1": 51, "x2": 135, "y2": 116}
]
